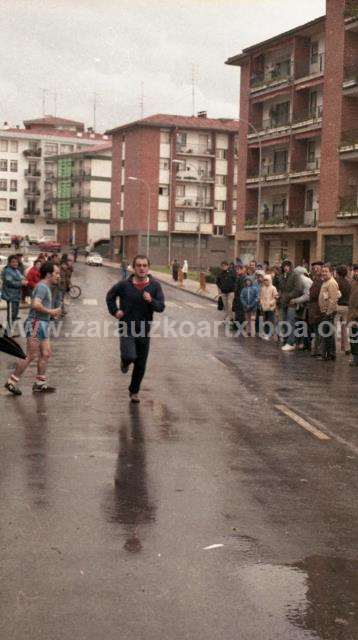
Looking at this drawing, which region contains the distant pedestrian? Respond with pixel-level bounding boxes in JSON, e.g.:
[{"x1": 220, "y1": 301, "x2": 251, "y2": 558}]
[
  {"x1": 106, "y1": 255, "x2": 165, "y2": 403},
  {"x1": 318, "y1": 264, "x2": 341, "y2": 361},
  {"x1": 216, "y1": 260, "x2": 236, "y2": 324},
  {"x1": 1, "y1": 255, "x2": 27, "y2": 337},
  {"x1": 182, "y1": 260, "x2": 189, "y2": 279},
  {"x1": 233, "y1": 263, "x2": 246, "y2": 326},
  {"x1": 259, "y1": 274, "x2": 278, "y2": 339},
  {"x1": 348, "y1": 264, "x2": 358, "y2": 367},
  {"x1": 278, "y1": 260, "x2": 303, "y2": 352},
  {"x1": 26, "y1": 259, "x2": 42, "y2": 295},
  {"x1": 308, "y1": 262, "x2": 324, "y2": 357},
  {"x1": 240, "y1": 277, "x2": 259, "y2": 336},
  {"x1": 335, "y1": 265, "x2": 351, "y2": 353},
  {"x1": 172, "y1": 259, "x2": 179, "y2": 282}
]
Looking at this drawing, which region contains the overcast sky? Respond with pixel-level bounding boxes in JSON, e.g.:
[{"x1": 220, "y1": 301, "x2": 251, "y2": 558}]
[{"x1": 1, "y1": 0, "x2": 325, "y2": 132}]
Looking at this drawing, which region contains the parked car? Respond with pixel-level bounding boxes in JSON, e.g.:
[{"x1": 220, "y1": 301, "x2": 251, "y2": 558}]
[
  {"x1": 0, "y1": 254, "x2": 8, "y2": 266},
  {"x1": 0, "y1": 233, "x2": 12, "y2": 248},
  {"x1": 38, "y1": 239, "x2": 61, "y2": 252},
  {"x1": 28, "y1": 235, "x2": 39, "y2": 245},
  {"x1": 86, "y1": 253, "x2": 103, "y2": 267}
]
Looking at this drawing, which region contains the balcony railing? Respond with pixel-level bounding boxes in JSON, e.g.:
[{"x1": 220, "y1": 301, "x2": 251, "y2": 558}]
[
  {"x1": 244, "y1": 208, "x2": 317, "y2": 228},
  {"x1": 343, "y1": 65, "x2": 358, "y2": 83},
  {"x1": 176, "y1": 144, "x2": 214, "y2": 156},
  {"x1": 24, "y1": 189, "x2": 40, "y2": 198},
  {"x1": 176, "y1": 172, "x2": 214, "y2": 182},
  {"x1": 341, "y1": 129, "x2": 358, "y2": 146},
  {"x1": 344, "y1": 1, "x2": 358, "y2": 19},
  {"x1": 45, "y1": 172, "x2": 56, "y2": 181},
  {"x1": 291, "y1": 158, "x2": 321, "y2": 174},
  {"x1": 296, "y1": 53, "x2": 325, "y2": 79},
  {"x1": 175, "y1": 198, "x2": 213, "y2": 208},
  {"x1": 289, "y1": 209, "x2": 317, "y2": 227},
  {"x1": 250, "y1": 62, "x2": 293, "y2": 89},
  {"x1": 23, "y1": 148, "x2": 41, "y2": 158},
  {"x1": 293, "y1": 105, "x2": 323, "y2": 125},
  {"x1": 248, "y1": 163, "x2": 288, "y2": 179},
  {"x1": 24, "y1": 169, "x2": 41, "y2": 178},
  {"x1": 260, "y1": 115, "x2": 291, "y2": 131},
  {"x1": 23, "y1": 208, "x2": 40, "y2": 216},
  {"x1": 338, "y1": 196, "x2": 358, "y2": 216}
]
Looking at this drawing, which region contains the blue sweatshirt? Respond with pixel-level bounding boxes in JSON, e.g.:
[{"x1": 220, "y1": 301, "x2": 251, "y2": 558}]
[
  {"x1": 1, "y1": 266, "x2": 23, "y2": 302},
  {"x1": 240, "y1": 284, "x2": 259, "y2": 311}
]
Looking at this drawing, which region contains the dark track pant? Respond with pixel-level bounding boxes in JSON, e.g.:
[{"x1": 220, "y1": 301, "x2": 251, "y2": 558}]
[{"x1": 120, "y1": 336, "x2": 150, "y2": 394}]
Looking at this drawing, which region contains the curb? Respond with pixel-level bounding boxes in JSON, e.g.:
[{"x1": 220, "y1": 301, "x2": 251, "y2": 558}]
[{"x1": 99, "y1": 260, "x2": 217, "y2": 304}]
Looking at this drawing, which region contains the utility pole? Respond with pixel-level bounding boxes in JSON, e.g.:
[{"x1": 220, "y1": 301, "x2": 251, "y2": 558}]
[
  {"x1": 191, "y1": 64, "x2": 198, "y2": 116},
  {"x1": 93, "y1": 92, "x2": 97, "y2": 131},
  {"x1": 54, "y1": 90, "x2": 57, "y2": 117},
  {"x1": 41, "y1": 88, "x2": 48, "y2": 116}
]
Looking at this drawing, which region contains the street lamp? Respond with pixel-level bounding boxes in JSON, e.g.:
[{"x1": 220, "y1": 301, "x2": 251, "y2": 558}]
[
  {"x1": 238, "y1": 119, "x2": 263, "y2": 262},
  {"x1": 128, "y1": 176, "x2": 151, "y2": 258}
]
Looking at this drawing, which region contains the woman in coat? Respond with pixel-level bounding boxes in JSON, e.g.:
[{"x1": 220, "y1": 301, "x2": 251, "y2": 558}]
[
  {"x1": 1, "y1": 255, "x2": 27, "y2": 336},
  {"x1": 348, "y1": 264, "x2": 358, "y2": 366}
]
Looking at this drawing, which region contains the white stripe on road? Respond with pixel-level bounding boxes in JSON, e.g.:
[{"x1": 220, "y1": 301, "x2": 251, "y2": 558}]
[
  {"x1": 82, "y1": 298, "x2": 98, "y2": 306},
  {"x1": 275, "y1": 404, "x2": 331, "y2": 441},
  {"x1": 185, "y1": 301, "x2": 207, "y2": 309},
  {"x1": 165, "y1": 301, "x2": 183, "y2": 309},
  {"x1": 208, "y1": 354, "x2": 228, "y2": 369}
]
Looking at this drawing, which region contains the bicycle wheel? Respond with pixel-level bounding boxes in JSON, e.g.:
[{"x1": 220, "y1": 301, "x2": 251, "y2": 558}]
[{"x1": 69, "y1": 284, "x2": 81, "y2": 299}]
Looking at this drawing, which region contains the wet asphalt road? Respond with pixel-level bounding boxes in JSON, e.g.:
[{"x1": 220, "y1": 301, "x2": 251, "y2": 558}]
[{"x1": 0, "y1": 263, "x2": 357, "y2": 640}]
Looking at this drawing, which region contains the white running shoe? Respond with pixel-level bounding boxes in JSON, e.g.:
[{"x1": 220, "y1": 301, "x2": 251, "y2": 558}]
[{"x1": 281, "y1": 344, "x2": 296, "y2": 352}]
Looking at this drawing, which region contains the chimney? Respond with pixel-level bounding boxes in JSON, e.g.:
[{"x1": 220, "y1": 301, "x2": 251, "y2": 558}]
[{"x1": 197, "y1": 111, "x2": 207, "y2": 119}]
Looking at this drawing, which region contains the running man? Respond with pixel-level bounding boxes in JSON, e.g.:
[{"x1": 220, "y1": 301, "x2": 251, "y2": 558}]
[
  {"x1": 106, "y1": 255, "x2": 165, "y2": 403},
  {"x1": 4, "y1": 262, "x2": 62, "y2": 396}
]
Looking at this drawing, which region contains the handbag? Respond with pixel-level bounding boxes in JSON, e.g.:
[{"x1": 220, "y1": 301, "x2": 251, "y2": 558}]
[{"x1": 217, "y1": 296, "x2": 224, "y2": 311}]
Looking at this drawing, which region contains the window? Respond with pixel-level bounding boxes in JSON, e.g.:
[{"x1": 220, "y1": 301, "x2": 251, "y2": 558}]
[
  {"x1": 307, "y1": 141, "x2": 316, "y2": 164},
  {"x1": 10, "y1": 160, "x2": 18, "y2": 172},
  {"x1": 9, "y1": 199, "x2": 17, "y2": 211},
  {"x1": 0, "y1": 160, "x2": 7, "y2": 171},
  {"x1": 10, "y1": 180, "x2": 17, "y2": 191},
  {"x1": 310, "y1": 42, "x2": 319, "y2": 65},
  {"x1": 0, "y1": 179, "x2": 7, "y2": 190},
  {"x1": 215, "y1": 175, "x2": 227, "y2": 186},
  {"x1": 270, "y1": 101, "x2": 290, "y2": 126},
  {"x1": 216, "y1": 149, "x2": 227, "y2": 160},
  {"x1": 176, "y1": 185, "x2": 185, "y2": 197},
  {"x1": 45, "y1": 143, "x2": 58, "y2": 155},
  {"x1": 306, "y1": 189, "x2": 314, "y2": 211},
  {"x1": 273, "y1": 149, "x2": 288, "y2": 173},
  {"x1": 215, "y1": 200, "x2": 227, "y2": 211},
  {"x1": 158, "y1": 185, "x2": 169, "y2": 196},
  {"x1": 199, "y1": 134, "x2": 210, "y2": 150},
  {"x1": 159, "y1": 158, "x2": 169, "y2": 170},
  {"x1": 213, "y1": 225, "x2": 225, "y2": 236},
  {"x1": 0, "y1": 140, "x2": 8, "y2": 152},
  {"x1": 175, "y1": 211, "x2": 185, "y2": 222},
  {"x1": 158, "y1": 210, "x2": 168, "y2": 221},
  {"x1": 10, "y1": 141, "x2": 18, "y2": 152},
  {"x1": 309, "y1": 91, "x2": 318, "y2": 117},
  {"x1": 160, "y1": 130, "x2": 170, "y2": 144},
  {"x1": 176, "y1": 132, "x2": 187, "y2": 147},
  {"x1": 0, "y1": 198, "x2": 6, "y2": 210}
]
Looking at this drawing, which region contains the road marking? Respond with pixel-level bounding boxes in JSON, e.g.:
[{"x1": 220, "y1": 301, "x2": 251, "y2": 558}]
[
  {"x1": 166, "y1": 301, "x2": 182, "y2": 309},
  {"x1": 275, "y1": 404, "x2": 331, "y2": 441},
  {"x1": 208, "y1": 354, "x2": 228, "y2": 368},
  {"x1": 185, "y1": 301, "x2": 206, "y2": 309},
  {"x1": 82, "y1": 298, "x2": 98, "y2": 306}
]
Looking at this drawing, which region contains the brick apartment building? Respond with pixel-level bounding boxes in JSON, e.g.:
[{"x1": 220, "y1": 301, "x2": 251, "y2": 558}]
[
  {"x1": 47, "y1": 143, "x2": 112, "y2": 247},
  {"x1": 106, "y1": 113, "x2": 239, "y2": 267},
  {"x1": 226, "y1": 0, "x2": 358, "y2": 266},
  {"x1": 0, "y1": 115, "x2": 109, "y2": 242}
]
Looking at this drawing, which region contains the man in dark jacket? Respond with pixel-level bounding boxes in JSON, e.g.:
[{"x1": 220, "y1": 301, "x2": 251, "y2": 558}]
[
  {"x1": 308, "y1": 261, "x2": 324, "y2": 356},
  {"x1": 335, "y1": 265, "x2": 351, "y2": 353},
  {"x1": 348, "y1": 264, "x2": 358, "y2": 366},
  {"x1": 233, "y1": 264, "x2": 246, "y2": 326},
  {"x1": 106, "y1": 254, "x2": 165, "y2": 403},
  {"x1": 216, "y1": 261, "x2": 236, "y2": 323},
  {"x1": 278, "y1": 260, "x2": 303, "y2": 351}
]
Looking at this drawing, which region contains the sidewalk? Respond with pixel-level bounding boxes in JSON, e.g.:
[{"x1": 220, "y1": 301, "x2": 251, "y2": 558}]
[{"x1": 96, "y1": 257, "x2": 218, "y2": 302}]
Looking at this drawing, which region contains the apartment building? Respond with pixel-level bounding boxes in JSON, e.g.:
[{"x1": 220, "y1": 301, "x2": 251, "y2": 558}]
[
  {"x1": 106, "y1": 113, "x2": 239, "y2": 267},
  {"x1": 47, "y1": 143, "x2": 112, "y2": 246},
  {"x1": 226, "y1": 0, "x2": 358, "y2": 265},
  {"x1": 0, "y1": 116, "x2": 109, "y2": 241}
]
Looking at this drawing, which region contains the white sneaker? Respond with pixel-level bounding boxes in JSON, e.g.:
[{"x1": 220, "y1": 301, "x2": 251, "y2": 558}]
[
  {"x1": 281, "y1": 344, "x2": 295, "y2": 352},
  {"x1": 262, "y1": 335, "x2": 270, "y2": 341}
]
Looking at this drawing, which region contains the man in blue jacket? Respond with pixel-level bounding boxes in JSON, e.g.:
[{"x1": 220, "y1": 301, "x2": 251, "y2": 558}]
[
  {"x1": 1, "y1": 255, "x2": 27, "y2": 336},
  {"x1": 106, "y1": 255, "x2": 165, "y2": 403}
]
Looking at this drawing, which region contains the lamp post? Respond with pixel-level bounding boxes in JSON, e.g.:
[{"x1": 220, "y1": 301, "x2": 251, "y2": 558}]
[
  {"x1": 128, "y1": 176, "x2": 151, "y2": 258},
  {"x1": 238, "y1": 119, "x2": 263, "y2": 262}
]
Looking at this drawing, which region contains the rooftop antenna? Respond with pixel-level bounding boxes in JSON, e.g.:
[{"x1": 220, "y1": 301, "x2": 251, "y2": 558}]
[
  {"x1": 93, "y1": 92, "x2": 97, "y2": 131},
  {"x1": 140, "y1": 82, "x2": 144, "y2": 118},
  {"x1": 54, "y1": 90, "x2": 57, "y2": 117},
  {"x1": 191, "y1": 64, "x2": 198, "y2": 116},
  {"x1": 41, "y1": 88, "x2": 48, "y2": 116}
]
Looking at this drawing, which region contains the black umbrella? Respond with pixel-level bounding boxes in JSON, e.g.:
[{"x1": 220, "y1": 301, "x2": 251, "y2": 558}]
[{"x1": 0, "y1": 334, "x2": 26, "y2": 359}]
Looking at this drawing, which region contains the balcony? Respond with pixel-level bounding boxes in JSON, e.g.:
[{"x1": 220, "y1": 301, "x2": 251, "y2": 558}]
[
  {"x1": 295, "y1": 53, "x2": 325, "y2": 80},
  {"x1": 45, "y1": 172, "x2": 56, "y2": 182},
  {"x1": 25, "y1": 169, "x2": 41, "y2": 179},
  {"x1": 175, "y1": 198, "x2": 213, "y2": 209},
  {"x1": 340, "y1": 129, "x2": 358, "y2": 159},
  {"x1": 176, "y1": 143, "x2": 214, "y2": 157},
  {"x1": 244, "y1": 208, "x2": 317, "y2": 229},
  {"x1": 24, "y1": 189, "x2": 40, "y2": 199},
  {"x1": 337, "y1": 196, "x2": 358, "y2": 218},
  {"x1": 343, "y1": 65, "x2": 358, "y2": 95},
  {"x1": 23, "y1": 148, "x2": 41, "y2": 158},
  {"x1": 259, "y1": 115, "x2": 291, "y2": 133},
  {"x1": 290, "y1": 158, "x2": 321, "y2": 181},
  {"x1": 247, "y1": 163, "x2": 288, "y2": 185},
  {"x1": 176, "y1": 172, "x2": 214, "y2": 183},
  {"x1": 250, "y1": 62, "x2": 293, "y2": 92},
  {"x1": 345, "y1": 1, "x2": 358, "y2": 29},
  {"x1": 292, "y1": 105, "x2": 323, "y2": 130},
  {"x1": 173, "y1": 220, "x2": 213, "y2": 234},
  {"x1": 23, "y1": 208, "x2": 40, "y2": 216}
]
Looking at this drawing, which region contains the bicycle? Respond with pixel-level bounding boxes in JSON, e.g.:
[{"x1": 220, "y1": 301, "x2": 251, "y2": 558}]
[{"x1": 64, "y1": 284, "x2": 82, "y2": 301}]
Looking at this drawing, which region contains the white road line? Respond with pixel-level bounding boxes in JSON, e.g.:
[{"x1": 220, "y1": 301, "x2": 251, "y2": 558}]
[
  {"x1": 166, "y1": 301, "x2": 183, "y2": 308},
  {"x1": 82, "y1": 298, "x2": 98, "y2": 306},
  {"x1": 208, "y1": 354, "x2": 228, "y2": 368},
  {"x1": 185, "y1": 301, "x2": 206, "y2": 309},
  {"x1": 275, "y1": 404, "x2": 331, "y2": 441}
]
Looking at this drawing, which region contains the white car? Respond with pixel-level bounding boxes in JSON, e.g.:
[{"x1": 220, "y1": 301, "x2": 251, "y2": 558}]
[
  {"x1": 86, "y1": 253, "x2": 103, "y2": 266},
  {"x1": 0, "y1": 254, "x2": 8, "y2": 267},
  {"x1": 0, "y1": 233, "x2": 11, "y2": 247}
]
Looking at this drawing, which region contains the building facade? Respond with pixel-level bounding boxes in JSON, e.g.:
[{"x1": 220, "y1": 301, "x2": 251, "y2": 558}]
[
  {"x1": 227, "y1": 0, "x2": 358, "y2": 265},
  {"x1": 0, "y1": 116, "x2": 109, "y2": 242},
  {"x1": 106, "y1": 113, "x2": 239, "y2": 267},
  {"x1": 47, "y1": 143, "x2": 112, "y2": 247}
]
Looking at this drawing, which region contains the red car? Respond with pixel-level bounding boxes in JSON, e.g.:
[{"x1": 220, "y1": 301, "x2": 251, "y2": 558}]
[{"x1": 38, "y1": 240, "x2": 61, "y2": 252}]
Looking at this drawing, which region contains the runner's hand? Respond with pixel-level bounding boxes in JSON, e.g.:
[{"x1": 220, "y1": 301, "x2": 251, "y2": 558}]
[
  {"x1": 51, "y1": 308, "x2": 62, "y2": 319},
  {"x1": 115, "y1": 310, "x2": 124, "y2": 319},
  {"x1": 143, "y1": 292, "x2": 152, "y2": 303}
]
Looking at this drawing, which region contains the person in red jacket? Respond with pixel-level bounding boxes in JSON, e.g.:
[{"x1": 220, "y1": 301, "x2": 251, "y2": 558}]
[{"x1": 26, "y1": 259, "x2": 42, "y2": 294}]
